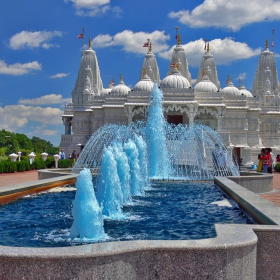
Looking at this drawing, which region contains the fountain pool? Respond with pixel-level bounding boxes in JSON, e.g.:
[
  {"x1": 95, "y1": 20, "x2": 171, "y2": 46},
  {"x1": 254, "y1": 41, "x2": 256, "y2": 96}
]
[{"x1": 0, "y1": 180, "x2": 254, "y2": 247}]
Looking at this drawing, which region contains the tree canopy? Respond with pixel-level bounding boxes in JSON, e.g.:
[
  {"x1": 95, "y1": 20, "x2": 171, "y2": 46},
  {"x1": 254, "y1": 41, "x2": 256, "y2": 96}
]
[{"x1": 0, "y1": 129, "x2": 59, "y2": 156}]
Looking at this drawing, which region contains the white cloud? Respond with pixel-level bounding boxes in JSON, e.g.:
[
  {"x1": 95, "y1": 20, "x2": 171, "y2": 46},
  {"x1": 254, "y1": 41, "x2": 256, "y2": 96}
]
[
  {"x1": 168, "y1": 0, "x2": 280, "y2": 31},
  {"x1": 0, "y1": 60, "x2": 42, "y2": 75},
  {"x1": 191, "y1": 79, "x2": 197, "y2": 86},
  {"x1": 0, "y1": 105, "x2": 63, "y2": 131},
  {"x1": 236, "y1": 72, "x2": 247, "y2": 80},
  {"x1": 92, "y1": 30, "x2": 170, "y2": 54},
  {"x1": 9, "y1": 30, "x2": 62, "y2": 50},
  {"x1": 49, "y1": 73, "x2": 69, "y2": 79},
  {"x1": 19, "y1": 94, "x2": 71, "y2": 105},
  {"x1": 65, "y1": 0, "x2": 121, "y2": 17},
  {"x1": 42, "y1": 129, "x2": 59, "y2": 136},
  {"x1": 159, "y1": 38, "x2": 261, "y2": 66}
]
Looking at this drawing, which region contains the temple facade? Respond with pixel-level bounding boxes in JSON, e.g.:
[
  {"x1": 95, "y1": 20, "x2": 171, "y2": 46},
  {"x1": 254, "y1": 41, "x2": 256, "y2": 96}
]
[{"x1": 61, "y1": 37, "x2": 280, "y2": 165}]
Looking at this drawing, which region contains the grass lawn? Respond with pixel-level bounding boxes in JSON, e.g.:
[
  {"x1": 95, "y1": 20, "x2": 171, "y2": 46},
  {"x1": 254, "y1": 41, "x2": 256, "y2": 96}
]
[{"x1": 0, "y1": 156, "x2": 8, "y2": 161}]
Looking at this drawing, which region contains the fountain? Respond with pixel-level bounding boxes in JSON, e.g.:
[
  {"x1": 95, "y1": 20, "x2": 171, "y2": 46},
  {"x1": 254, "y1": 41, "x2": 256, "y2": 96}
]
[
  {"x1": 1, "y1": 84, "x2": 271, "y2": 280},
  {"x1": 68, "y1": 83, "x2": 240, "y2": 242},
  {"x1": 72, "y1": 83, "x2": 239, "y2": 180}
]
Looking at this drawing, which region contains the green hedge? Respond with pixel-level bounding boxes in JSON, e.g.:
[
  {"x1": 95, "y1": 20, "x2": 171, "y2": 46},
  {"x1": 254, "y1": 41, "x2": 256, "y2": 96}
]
[
  {"x1": 274, "y1": 163, "x2": 280, "y2": 172},
  {"x1": 0, "y1": 158, "x2": 72, "y2": 173}
]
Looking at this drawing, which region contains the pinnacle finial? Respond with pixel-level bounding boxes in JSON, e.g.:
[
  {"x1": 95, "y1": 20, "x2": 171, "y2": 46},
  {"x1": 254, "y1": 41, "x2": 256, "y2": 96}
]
[
  {"x1": 120, "y1": 73, "x2": 123, "y2": 82},
  {"x1": 265, "y1": 38, "x2": 268, "y2": 49},
  {"x1": 88, "y1": 38, "x2": 92, "y2": 48},
  {"x1": 207, "y1": 42, "x2": 210, "y2": 53},
  {"x1": 148, "y1": 41, "x2": 152, "y2": 52},
  {"x1": 175, "y1": 27, "x2": 181, "y2": 45}
]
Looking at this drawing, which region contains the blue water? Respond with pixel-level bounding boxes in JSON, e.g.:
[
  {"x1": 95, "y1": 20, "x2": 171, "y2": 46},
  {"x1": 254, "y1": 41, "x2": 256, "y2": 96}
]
[{"x1": 0, "y1": 182, "x2": 255, "y2": 247}]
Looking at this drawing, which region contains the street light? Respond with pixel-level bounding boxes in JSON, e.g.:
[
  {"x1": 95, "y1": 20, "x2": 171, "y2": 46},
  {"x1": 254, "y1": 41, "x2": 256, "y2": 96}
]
[
  {"x1": 28, "y1": 152, "x2": 36, "y2": 164},
  {"x1": 9, "y1": 153, "x2": 18, "y2": 162}
]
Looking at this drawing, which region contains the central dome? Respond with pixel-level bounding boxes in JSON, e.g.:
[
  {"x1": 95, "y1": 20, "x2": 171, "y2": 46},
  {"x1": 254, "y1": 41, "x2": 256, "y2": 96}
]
[{"x1": 160, "y1": 68, "x2": 190, "y2": 89}]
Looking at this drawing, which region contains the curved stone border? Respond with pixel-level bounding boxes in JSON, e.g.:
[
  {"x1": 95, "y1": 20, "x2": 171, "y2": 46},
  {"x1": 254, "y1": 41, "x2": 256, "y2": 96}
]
[
  {"x1": 227, "y1": 171, "x2": 273, "y2": 193},
  {"x1": 215, "y1": 176, "x2": 280, "y2": 225},
  {"x1": 0, "y1": 224, "x2": 257, "y2": 280},
  {"x1": 38, "y1": 168, "x2": 72, "y2": 180},
  {"x1": 0, "y1": 174, "x2": 77, "y2": 205}
]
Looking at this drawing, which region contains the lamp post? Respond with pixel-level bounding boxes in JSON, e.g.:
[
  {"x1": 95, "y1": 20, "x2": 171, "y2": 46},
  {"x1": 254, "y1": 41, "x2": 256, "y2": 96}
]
[
  {"x1": 41, "y1": 152, "x2": 48, "y2": 161},
  {"x1": 18, "y1": 151, "x2": 21, "y2": 161},
  {"x1": 28, "y1": 152, "x2": 36, "y2": 164},
  {"x1": 53, "y1": 154, "x2": 60, "y2": 168},
  {"x1": 9, "y1": 153, "x2": 18, "y2": 162}
]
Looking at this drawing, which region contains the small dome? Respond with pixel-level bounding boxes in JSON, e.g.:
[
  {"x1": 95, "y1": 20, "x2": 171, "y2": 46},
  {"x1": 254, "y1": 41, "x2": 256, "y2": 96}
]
[
  {"x1": 110, "y1": 79, "x2": 130, "y2": 96},
  {"x1": 133, "y1": 74, "x2": 154, "y2": 92},
  {"x1": 239, "y1": 84, "x2": 253, "y2": 97},
  {"x1": 194, "y1": 75, "x2": 218, "y2": 93},
  {"x1": 222, "y1": 81, "x2": 240, "y2": 96},
  {"x1": 160, "y1": 68, "x2": 190, "y2": 89},
  {"x1": 101, "y1": 82, "x2": 114, "y2": 96}
]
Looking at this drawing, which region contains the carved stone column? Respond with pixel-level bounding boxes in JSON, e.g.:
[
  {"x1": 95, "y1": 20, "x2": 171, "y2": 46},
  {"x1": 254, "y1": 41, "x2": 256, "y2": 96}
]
[
  {"x1": 187, "y1": 103, "x2": 198, "y2": 125},
  {"x1": 62, "y1": 117, "x2": 72, "y2": 135},
  {"x1": 217, "y1": 107, "x2": 224, "y2": 131}
]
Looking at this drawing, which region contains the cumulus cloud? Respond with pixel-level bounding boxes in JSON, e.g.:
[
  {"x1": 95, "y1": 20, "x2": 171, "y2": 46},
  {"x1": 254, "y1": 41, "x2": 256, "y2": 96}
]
[
  {"x1": 42, "y1": 129, "x2": 59, "y2": 136},
  {"x1": 0, "y1": 60, "x2": 42, "y2": 75},
  {"x1": 168, "y1": 0, "x2": 280, "y2": 31},
  {"x1": 65, "y1": 0, "x2": 121, "y2": 17},
  {"x1": 19, "y1": 94, "x2": 71, "y2": 105},
  {"x1": 236, "y1": 72, "x2": 247, "y2": 80},
  {"x1": 0, "y1": 105, "x2": 63, "y2": 131},
  {"x1": 49, "y1": 73, "x2": 69, "y2": 79},
  {"x1": 92, "y1": 30, "x2": 170, "y2": 54},
  {"x1": 9, "y1": 30, "x2": 62, "y2": 50},
  {"x1": 159, "y1": 38, "x2": 261, "y2": 66}
]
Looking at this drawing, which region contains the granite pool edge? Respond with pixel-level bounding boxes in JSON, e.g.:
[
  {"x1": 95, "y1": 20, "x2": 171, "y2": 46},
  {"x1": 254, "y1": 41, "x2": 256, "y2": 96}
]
[
  {"x1": 0, "y1": 224, "x2": 257, "y2": 279},
  {"x1": 214, "y1": 176, "x2": 280, "y2": 225}
]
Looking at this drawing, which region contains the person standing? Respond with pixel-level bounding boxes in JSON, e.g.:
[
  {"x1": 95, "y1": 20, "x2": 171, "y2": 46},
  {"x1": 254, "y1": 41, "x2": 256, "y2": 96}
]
[
  {"x1": 71, "y1": 150, "x2": 77, "y2": 166},
  {"x1": 59, "y1": 149, "x2": 65, "y2": 160},
  {"x1": 267, "y1": 147, "x2": 274, "y2": 173},
  {"x1": 257, "y1": 148, "x2": 265, "y2": 172},
  {"x1": 260, "y1": 149, "x2": 270, "y2": 173}
]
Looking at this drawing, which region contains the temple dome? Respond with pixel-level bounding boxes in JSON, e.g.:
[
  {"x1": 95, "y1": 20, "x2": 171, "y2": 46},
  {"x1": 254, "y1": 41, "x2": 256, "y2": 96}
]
[
  {"x1": 194, "y1": 75, "x2": 218, "y2": 93},
  {"x1": 101, "y1": 82, "x2": 114, "y2": 96},
  {"x1": 133, "y1": 74, "x2": 154, "y2": 92},
  {"x1": 160, "y1": 68, "x2": 190, "y2": 89},
  {"x1": 239, "y1": 84, "x2": 253, "y2": 97},
  {"x1": 110, "y1": 78, "x2": 131, "y2": 96},
  {"x1": 222, "y1": 81, "x2": 240, "y2": 96}
]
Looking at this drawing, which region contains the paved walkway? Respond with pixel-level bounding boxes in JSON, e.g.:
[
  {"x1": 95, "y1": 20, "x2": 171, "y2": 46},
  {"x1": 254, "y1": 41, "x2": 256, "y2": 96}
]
[
  {"x1": 0, "y1": 170, "x2": 38, "y2": 187},
  {"x1": 260, "y1": 172, "x2": 280, "y2": 207},
  {"x1": 0, "y1": 170, "x2": 280, "y2": 206}
]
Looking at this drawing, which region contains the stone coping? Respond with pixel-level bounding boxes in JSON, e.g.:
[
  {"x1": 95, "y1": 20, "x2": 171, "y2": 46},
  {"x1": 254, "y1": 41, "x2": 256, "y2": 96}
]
[
  {"x1": 226, "y1": 172, "x2": 273, "y2": 193},
  {"x1": 0, "y1": 174, "x2": 77, "y2": 205},
  {"x1": 0, "y1": 224, "x2": 258, "y2": 279},
  {"x1": 0, "y1": 224, "x2": 256, "y2": 257},
  {"x1": 214, "y1": 176, "x2": 280, "y2": 225}
]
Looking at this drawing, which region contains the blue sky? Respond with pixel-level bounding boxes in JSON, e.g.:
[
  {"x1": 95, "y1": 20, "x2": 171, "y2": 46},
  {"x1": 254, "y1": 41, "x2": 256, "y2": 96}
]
[{"x1": 0, "y1": 0, "x2": 279, "y2": 146}]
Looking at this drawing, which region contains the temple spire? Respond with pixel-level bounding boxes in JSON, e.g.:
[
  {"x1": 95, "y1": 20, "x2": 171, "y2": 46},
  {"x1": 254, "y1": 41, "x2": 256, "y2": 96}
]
[
  {"x1": 265, "y1": 38, "x2": 268, "y2": 49},
  {"x1": 175, "y1": 26, "x2": 181, "y2": 45},
  {"x1": 207, "y1": 42, "x2": 210, "y2": 53}
]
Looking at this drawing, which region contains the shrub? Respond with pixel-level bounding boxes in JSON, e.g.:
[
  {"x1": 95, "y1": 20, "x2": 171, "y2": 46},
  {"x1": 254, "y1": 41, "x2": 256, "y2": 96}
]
[
  {"x1": 58, "y1": 159, "x2": 72, "y2": 168},
  {"x1": 274, "y1": 163, "x2": 280, "y2": 172}
]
